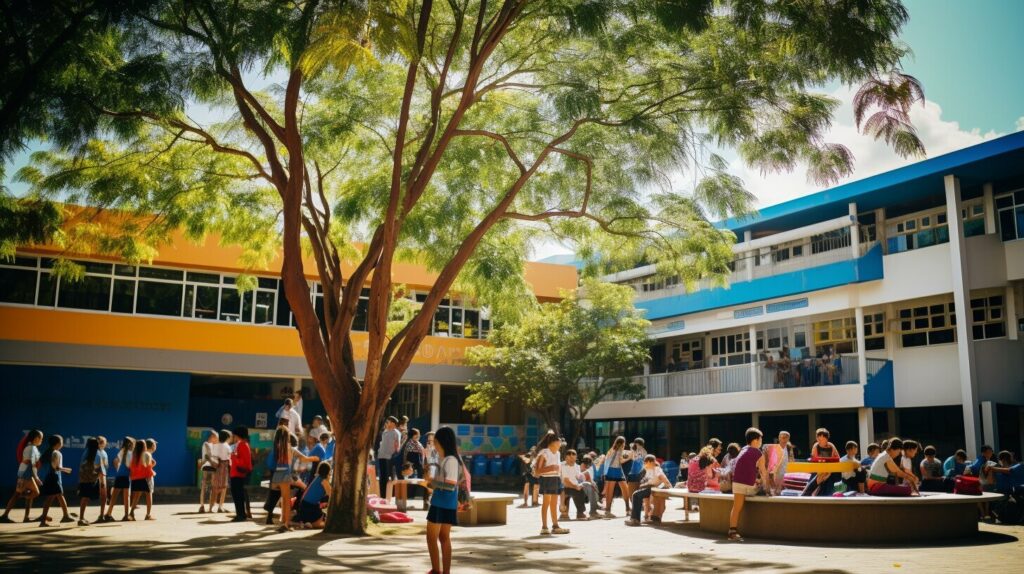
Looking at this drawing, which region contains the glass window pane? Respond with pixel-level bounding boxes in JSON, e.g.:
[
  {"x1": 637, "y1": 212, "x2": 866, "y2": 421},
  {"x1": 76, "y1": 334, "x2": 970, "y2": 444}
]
[
  {"x1": 999, "y1": 209, "x2": 1017, "y2": 241},
  {"x1": 79, "y1": 261, "x2": 112, "y2": 274},
  {"x1": 255, "y1": 291, "x2": 275, "y2": 324},
  {"x1": 220, "y1": 288, "x2": 241, "y2": 321},
  {"x1": 464, "y1": 309, "x2": 480, "y2": 338},
  {"x1": 0, "y1": 268, "x2": 38, "y2": 304},
  {"x1": 241, "y1": 291, "x2": 253, "y2": 323},
  {"x1": 57, "y1": 275, "x2": 111, "y2": 311},
  {"x1": 964, "y1": 218, "x2": 985, "y2": 237},
  {"x1": 913, "y1": 307, "x2": 927, "y2": 317},
  {"x1": 914, "y1": 318, "x2": 929, "y2": 329},
  {"x1": 195, "y1": 285, "x2": 219, "y2": 319},
  {"x1": 984, "y1": 322, "x2": 1006, "y2": 338},
  {"x1": 451, "y1": 308, "x2": 464, "y2": 338},
  {"x1": 275, "y1": 282, "x2": 291, "y2": 326},
  {"x1": 902, "y1": 333, "x2": 927, "y2": 347},
  {"x1": 139, "y1": 267, "x2": 183, "y2": 281},
  {"x1": 931, "y1": 315, "x2": 946, "y2": 328},
  {"x1": 37, "y1": 273, "x2": 57, "y2": 306},
  {"x1": 136, "y1": 281, "x2": 182, "y2": 316},
  {"x1": 972, "y1": 325, "x2": 984, "y2": 339},
  {"x1": 353, "y1": 298, "x2": 368, "y2": 331},
  {"x1": 6, "y1": 256, "x2": 37, "y2": 268},
  {"x1": 930, "y1": 304, "x2": 945, "y2": 314},
  {"x1": 115, "y1": 265, "x2": 137, "y2": 277},
  {"x1": 184, "y1": 285, "x2": 195, "y2": 317},
  {"x1": 1016, "y1": 207, "x2": 1024, "y2": 240},
  {"x1": 995, "y1": 195, "x2": 1013, "y2": 209},
  {"x1": 187, "y1": 272, "x2": 219, "y2": 284},
  {"x1": 929, "y1": 329, "x2": 955, "y2": 345},
  {"x1": 257, "y1": 277, "x2": 277, "y2": 290},
  {"x1": 972, "y1": 309, "x2": 985, "y2": 322},
  {"x1": 111, "y1": 279, "x2": 135, "y2": 313}
]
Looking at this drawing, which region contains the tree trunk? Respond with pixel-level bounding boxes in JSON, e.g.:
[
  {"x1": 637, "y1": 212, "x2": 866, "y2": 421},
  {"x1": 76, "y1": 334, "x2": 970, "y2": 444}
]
[{"x1": 322, "y1": 416, "x2": 375, "y2": 535}]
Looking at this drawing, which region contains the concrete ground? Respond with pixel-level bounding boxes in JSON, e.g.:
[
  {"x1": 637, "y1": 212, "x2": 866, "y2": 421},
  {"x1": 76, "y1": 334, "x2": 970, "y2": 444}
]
[{"x1": 0, "y1": 498, "x2": 1021, "y2": 573}]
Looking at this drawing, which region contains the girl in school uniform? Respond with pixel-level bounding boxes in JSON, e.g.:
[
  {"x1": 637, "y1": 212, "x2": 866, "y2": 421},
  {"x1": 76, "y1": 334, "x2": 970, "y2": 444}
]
[
  {"x1": 105, "y1": 437, "x2": 135, "y2": 522},
  {"x1": 76, "y1": 437, "x2": 104, "y2": 526},
  {"x1": 1, "y1": 429, "x2": 43, "y2": 523},
  {"x1": 421, "y1": 426, "x2": 466, "y2": 574},
  {"x1": 128, "y1": 439, "x2": 156, "y2": 520},
  {"x1": 601, "y1": 436, "x2": 629, "y2": 517},
  {"x1": 37, "y1": 434, "x2": 73, "y2": 526},
  {"x1": 534, "y1": 431, "x2": 568, "y2": 535},
  {"x1": 292, "y1": 461, "x2": 332, "y2": 529},
  {"x1": 269, "y1": 427, "x2": 317, "y2": 532}
]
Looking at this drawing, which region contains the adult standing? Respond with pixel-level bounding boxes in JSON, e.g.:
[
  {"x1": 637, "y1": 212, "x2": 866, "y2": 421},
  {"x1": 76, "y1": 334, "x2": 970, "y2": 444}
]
[
  {"x1": 377, "y1": 416, "x2": 402, "y2": 500},
  {"x1": 229, "y1": 427, "x2": 252, "y2": 522},
  {"x1": 275, "y1": 398, "x2": 302, "y2": 439}
]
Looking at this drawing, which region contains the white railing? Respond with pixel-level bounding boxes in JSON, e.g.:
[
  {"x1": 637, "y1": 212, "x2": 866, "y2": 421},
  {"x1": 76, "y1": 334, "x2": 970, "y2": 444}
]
[{"x1": 622, "y1": 355, "x2": 888, "y2": 400}]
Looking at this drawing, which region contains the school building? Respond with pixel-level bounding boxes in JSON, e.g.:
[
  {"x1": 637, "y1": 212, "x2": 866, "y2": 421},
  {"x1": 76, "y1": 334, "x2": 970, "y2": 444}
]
[
  {"x1": 0, "y1": 222, "x2": 577, "y2": 487},
  {"x1": 587, "y1": 131, "x2": 1024, "y2": 461}
]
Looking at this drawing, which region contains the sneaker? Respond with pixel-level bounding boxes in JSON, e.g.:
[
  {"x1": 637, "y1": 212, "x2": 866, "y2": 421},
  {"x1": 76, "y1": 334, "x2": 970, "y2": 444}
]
[
  {"x1": 78, "y1": 519, "x2": 90, "y2": 526},
  {"x1": 540, "y1": 527, "x2": 551, "y2": 536},
  {"x1": 589, "y1": 512, "x2": 601, "y2": 519},
  {"x1": 551, "y1": 527, "x2": 570, "y2": 534},
  {"x1": 624, "y1": 519, "x2": 640, "y2": 526},
  {"x1": 60, "y1": 516, "x2": 74, "y2": 524},
  {"x1": 198, "y1": 506, "x2": 206, "y2": 514},
  {"x1": 576, "y1": 514, "x2": 588, "y2": 521},
  {"x1": 0, "y1": 515, "x2": 13, "y2": 524}
]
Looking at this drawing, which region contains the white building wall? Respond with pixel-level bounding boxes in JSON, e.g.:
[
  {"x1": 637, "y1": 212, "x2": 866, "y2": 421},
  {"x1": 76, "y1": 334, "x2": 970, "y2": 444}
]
[
  {"x1": 858, "y1": 245, "x2": 952, "y2": 307},
  {"x1": 1006, "y1": 240, "x2": 1024, "y2": 281},
  {"x1": 974, "y1": 337, "x2": 1024, "y2": 405},
  {"x1": 892, "y1": 344, "x2": 963, "y2": 408},
  {"x1": 965, "y1": 234, "x2": 1008, "y2": 289}
]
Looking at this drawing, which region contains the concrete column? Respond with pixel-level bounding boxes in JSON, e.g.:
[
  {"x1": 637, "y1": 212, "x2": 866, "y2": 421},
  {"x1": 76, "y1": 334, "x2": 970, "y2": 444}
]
[
  {"x1": 749, "y1": 324, "x2": 758, "y2": 391},
  {"x1": 887, "y1": 410, "x2": 898, "y2": 439},
  {"x1": 855, "y1": 306, "x2": 867, "y2": 386},
  {"x1": 849, "y1": 202, "x2": 860, "y2": 257},
  {"x1": 858, "y1": 407, "x2": 875, "y2": 449},
  {"x1": 808, "y1": 412, "x2": 818, "y2": 444},
  {"x1": 982, "y1": 183, "x2": 996, "y2": 235},
  {"x1": 744, "y1": 231, "x2": 754, "y2": 281},
  {"x1": 430, "y1": 382, "x2": 442, "y2": 431},
  {"x1": 876, "y1": 208, "x2": 887, "y2": 255},
  {"x1": 643, "y1": 361, "x2": 651, "y2": 376},
  {"x1": 699, "y1": 415, "x2": 709, "y2": 445},
  {"x1": 945, "y1": 174, "x2": 982, "y2": 459},
  {"x1": 884, "y1": 303, "x2": 896, "y2": 361},
  {"x1": 981, "y1": 401, "x2": 998, "y2": 450},
  {"x1": 751, "y1": 412, "x2": 760, "y2": 430},
  {"x1": 1008, "y1": 285, "x2": 1019, "y2": 342}
]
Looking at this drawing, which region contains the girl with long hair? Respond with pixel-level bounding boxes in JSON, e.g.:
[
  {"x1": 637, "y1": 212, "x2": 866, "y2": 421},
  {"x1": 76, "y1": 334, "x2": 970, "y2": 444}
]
[
  {"x1": 76, "y1": 437, "x2": 102, "y2": 525},
  {"x1": 105, "y1": 436, "x2": 134, "y2": 522},
  {"x1": 128, "y1": 438, "x2": 155, "y2": 520},
  {"x1": 213, "y1": 429, "x2": 232, "y2": 512},
  {"x1": 269, "y1": 428, "x2": 317, "y2": 532},
  {"x1": 1, "y1": 429, "x2": 43, "y2": 523},
  {"x1": 37, "y1": 434, "x2": 73, "y2": 526},
  {"x1": 534, "y1": 431, "x2": 568, "y2": 535},
  {"x1": 421, "y1": 426, "x2": 466, "y2": 574},
  {"x1": 601, "y1": 436, "x2": 629, "y2": 517}
]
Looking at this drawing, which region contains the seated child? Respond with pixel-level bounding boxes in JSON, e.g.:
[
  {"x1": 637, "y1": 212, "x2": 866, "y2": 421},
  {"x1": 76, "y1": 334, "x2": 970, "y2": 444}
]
[
  {"x1": 899, "y1": 440, "x2": 920, "y2": 493},
  {"x1": 292, "y1": 461, "x2": 331, "y2": 529},
  {"x1": 860, "y1": 443, "x2": 880, "y2": 469},
  {"x1": 802, "y1": 428, "x2": 839, "y2": 496},
  {"x1": 839, "y1": 441, "x2": 866, "y2": 493},
  {"x1": 624, "y1": 455, "x2": 671, "y2": 526},
  {"x1": 919, "y1": 446, "x2": 945, "y2": 492},
  {"x1": 577, "y1": 456, "x2": 601, "y2": 519},
  {"x1": 717, "y1": 443, "x2": 741, "y2": 494},
  {"x1": 867, "y1": 438, "x2": 919, "y2": 496}
]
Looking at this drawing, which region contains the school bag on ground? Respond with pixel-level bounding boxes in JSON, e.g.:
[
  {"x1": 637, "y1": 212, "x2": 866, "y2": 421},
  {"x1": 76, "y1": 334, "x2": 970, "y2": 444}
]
[
  {"x1": 954, "y1": 475, "x2": 982, "y2": 495},
  {"x1": 80, "y1": 455, "x2": 99, "y2": 484}
]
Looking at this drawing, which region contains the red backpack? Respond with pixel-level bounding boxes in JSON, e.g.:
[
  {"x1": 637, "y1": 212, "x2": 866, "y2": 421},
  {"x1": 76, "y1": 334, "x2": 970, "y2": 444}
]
[
  {"x1": 15, "y1": 435, "x2": 28, "y2": 465},
  {"x1": 954, "y1": 475, "x2": 982, "y2": 496}
]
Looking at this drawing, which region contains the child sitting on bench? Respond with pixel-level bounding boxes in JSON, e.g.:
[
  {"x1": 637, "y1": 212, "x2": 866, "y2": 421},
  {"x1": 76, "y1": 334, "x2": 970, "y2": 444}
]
[
  {"x1": 867, "y1": 438, "x2": 919, "y2": 496},
  {"x1": 840, "y1": 441, "x2": 866, "y2": 493}
]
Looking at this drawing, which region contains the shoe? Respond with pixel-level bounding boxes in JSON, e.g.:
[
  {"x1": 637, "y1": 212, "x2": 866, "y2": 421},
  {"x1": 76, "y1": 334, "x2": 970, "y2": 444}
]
[
  {"x1": 589, "y1": 512, "x2": 601, "y2": 519},
  {"x1": 265, "y1": 516, "x2": 275, "y2": 525},
  {"x1": 727, "y1": 528, "x2": 743, "y2": 541},
  {"x1": 651, "y1": 517, "x2": 662, "y2": 524},
  {"x1": 624, "y1": 519, "x2": 640, "y2": 526},
  {"x1": 603, "y1": 511, "x2": 614, "y2": 518},
  {"x1": 198, "y1": 506, "x2": 206, "y2": 514},
  {"x1": 551, "y1": 527, "x2": 570, "y2": 534},
  {"x1": 558, "y1": 513, "x2": 570, "y2": 521},
  {"x1": 78, "y1": 519, "x2": 90, "y2": 526},
  {"x1": 576, "y1": 514, "x2": 588, "y2": 521},
  {"x1": 277, "y1": 525, "x2": 291, "y2": 533},
  {"x1": 231, "y1": 516, "x2": 248, "y2": 522},
  {"x1": 145, "y1": 515, "x2": 155, "y2": 521},
  {"x1": 540, "y1": 527, "x2": 551, "y2": 536},
  {"x1": 60, "y1": 516, "x2": 74, "y2": 524},
  {"x1": 0, "y1": 515, "x2": 13, "y2": 523},
  {"x1": 218, "y1": 507, "x2": 227, "y2": 513}
]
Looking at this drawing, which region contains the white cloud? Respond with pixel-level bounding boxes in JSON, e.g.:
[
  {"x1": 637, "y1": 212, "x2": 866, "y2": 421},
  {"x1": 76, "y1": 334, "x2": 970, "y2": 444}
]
[
  {"x1": 1016, "y1": 116, "x2": 1024, "y2": 132},
  {"x1": 728, "y1": 86, "x2": 1005, "y2": 208}
]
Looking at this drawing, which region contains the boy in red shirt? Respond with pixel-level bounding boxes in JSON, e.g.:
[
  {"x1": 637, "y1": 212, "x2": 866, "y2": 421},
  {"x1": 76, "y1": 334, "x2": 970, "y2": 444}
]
[{"x1": 230, "y1": 427, "x2": 253, "y2": 522}]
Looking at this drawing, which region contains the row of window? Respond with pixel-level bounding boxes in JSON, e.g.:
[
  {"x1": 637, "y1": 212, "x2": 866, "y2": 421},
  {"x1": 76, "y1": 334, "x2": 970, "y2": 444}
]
[
  {"x1": 997, "y1": 189, "x2": 1024, "y2": 242},
  {"x1": 0, "y1": 255, "x2": 491, "y2": 339}
]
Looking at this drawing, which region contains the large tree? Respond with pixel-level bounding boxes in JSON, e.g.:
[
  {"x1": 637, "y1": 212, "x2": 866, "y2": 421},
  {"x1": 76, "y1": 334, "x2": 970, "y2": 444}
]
[
  {"x1": 14, "y1": 0, "x2": 925, "y2": 534},
  {"x1": 464, "y1": 279, "x2": 650, "y2": 448}
]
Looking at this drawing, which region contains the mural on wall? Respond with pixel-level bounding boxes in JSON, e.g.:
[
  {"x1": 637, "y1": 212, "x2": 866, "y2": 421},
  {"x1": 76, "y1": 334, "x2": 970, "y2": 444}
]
[{"x1": 451, "y1": 424, "x2": 523, "y2": 454}]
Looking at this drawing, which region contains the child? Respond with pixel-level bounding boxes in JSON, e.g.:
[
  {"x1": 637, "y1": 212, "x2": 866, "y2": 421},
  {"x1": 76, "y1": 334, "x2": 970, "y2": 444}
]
[
  {"x1": 229, "y1": 426, "x2": 253, "y2": 522},
  {"x1": 860, "y1": 443, "x2": 880, "y2": 469},
  {"x1": 518, "y1": 447, "x2": 539, "y2": 508},
  {"x1": 577, "y1": 456, "x2": 602, "y2": 519},
  {"x1": 624, "y1": 438, "x2": 647, "y2": 511},
  {"x1": 1, "y1": 429, "x2": 43, "y2": 523},
  {"x1": 727, "y1": 428, "x2": 771, "y2": 541},
  {"x1": 199, "y1": 429, "x2": 219, "y2": 513},
  {"x1": 292, "y1": 461, "x2": 332, "y2": 529},
  {"x1": 392, "y1": 463, "x2": 415, "y2": 511},
  {"x1": 766, "y1": 432, "x2": 793, "y2": 496},
  {"x1": 77, "y1": 437, "x2": 104, "y2": 525},
  {"x1": 839, "y1": 441, "x2": 865, "y2": 494},
  {"x1": 308, "y1": 415, "x2": 327, "y2": 441},
  {"x1": 967, "y1": 445, "x2": 996, "y2": 520},
  {"x1": 559, "y1": 450, "x2": 592, "y2": 520},
  {"x1": 717, "y1": 443, "x2": 741, "y2": 494},
  {"x1": 867, "y1": 437, "x2": 919, "y2": 496},
  {"x1": 625, "y1": 455, "x2": 671, "y2": 526},
  {"x1": 899, "y1": 440, "x2": 920, "y2": 493},
  {"x1": 421, "y1": 426, "x2": 464, "y2": 574},
  {"x1": 105, "y1": 436, "x2": 134, "y2": 522},
  {"x1": 601, "y1": 436, "x2": 629, "y2": 517},
  {"x1": 128, "y1": 438, "x2": 156, "y2": 520},
  {"x1": 989, "y1": 451, "x2": 1024, "y2": 495},
  {"x1": 94, "y1": 436, "x2": 111, "y2": 521},
  {"x1": 534, "y1": 431, "x2": 568, "y2": 535},
  {"x1": 919, "y1": 446, "x2": 944, "y2": 492},
  {"x1": 37, "y1": 434, "x2": 73, "y2": 526},
  {"x1": 268, "y1": 427, "x2": 317, "y2": 531},
  {"x1": 802, "y1": 428, "x2": 839, "y2": 496}
]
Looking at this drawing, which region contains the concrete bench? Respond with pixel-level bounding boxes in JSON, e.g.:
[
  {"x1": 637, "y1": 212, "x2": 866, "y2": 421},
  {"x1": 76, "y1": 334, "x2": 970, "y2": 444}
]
[
  {"x1": 651, "y1": 488, "x2": 697, "y2": 522},
  {"x1": 685, "y1": 491, "x2": 1005, "y2": 543},
  {"x1": 457, "y1": 492, "x2": 517, "y2": 526}
]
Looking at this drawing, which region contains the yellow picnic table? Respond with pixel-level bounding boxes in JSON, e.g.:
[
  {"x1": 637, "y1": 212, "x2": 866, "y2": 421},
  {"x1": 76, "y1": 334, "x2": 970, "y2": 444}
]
[{"x1": 786, "y1": 460, "x2": 861, "y2": 473}]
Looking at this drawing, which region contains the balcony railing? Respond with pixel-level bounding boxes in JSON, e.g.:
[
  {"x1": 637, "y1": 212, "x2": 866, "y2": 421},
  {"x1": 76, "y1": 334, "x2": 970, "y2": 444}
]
[{"x1": 624, "y1": 355, "x2": 888, "y2": 400}]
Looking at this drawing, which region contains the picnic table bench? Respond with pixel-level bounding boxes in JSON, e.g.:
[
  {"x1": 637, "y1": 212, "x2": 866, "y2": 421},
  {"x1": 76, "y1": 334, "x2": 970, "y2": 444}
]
[
  {"x1": 457, "y1": 492, "x2": 517, "y2": 526},
  {"x1": 650, "y1": 488, "x2": 698, "y2": 522}
]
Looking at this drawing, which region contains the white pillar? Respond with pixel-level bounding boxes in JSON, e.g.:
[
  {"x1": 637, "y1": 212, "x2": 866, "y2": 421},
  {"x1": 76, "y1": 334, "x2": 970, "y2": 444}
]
[
  {"x1": 849, "y1": 202, "x2": 860, "y2": 257},
  {"x1": 982, "y1": 183, "x2": 996, "y2": 235},
  {"x1": 430, "y1": 382, "x2": 442, "y2": 431},
  {"x1": 751, "y1": 412, "x2": 760, "y2": 430},
  {"x1": 981, "y1": 401, "x2": 998, "y2": 450},
  {"x1": 884, "y1": 303, "x2": 896, "y2": 361},
  {"x1": 887, "y1": 410, "x2": 898, "y2": 439},
  {"x1": 858, "y1": 407, "x2": 875, "y2": 449},
  {"x1": 855, "y1": 306, "x2": 867, "y2": 386},
  {"x1": 875, "y1": 208, "x2": 887, "y2": 255},
  {"x1": 1008, "y1": 285, "x2": 1019, "y2": 342},
  {"x1": 749, "y1": 324, "x2": 758, "y2": 391},
  {"x1": 744, "y1": 230, "x2": 754, "y2": 281},
  {"x1": 699, "y1": 415, "x2": 709, "y2": 445},
  {"x1": 945, "y1": 174, "x2": 982, "y2": 459}
]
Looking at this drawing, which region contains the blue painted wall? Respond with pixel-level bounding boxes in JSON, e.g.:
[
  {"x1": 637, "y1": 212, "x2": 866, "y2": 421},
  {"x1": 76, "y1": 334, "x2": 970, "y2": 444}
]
[
  {"x1": 638, "y1": 244, "x2": 885, "y2": 320},
  {"x1": 1, "y1": 365, "x2": 191, "y2": 487},
  {"x1": 863, "y1": 360, "x2": 896, "y2": 409}
]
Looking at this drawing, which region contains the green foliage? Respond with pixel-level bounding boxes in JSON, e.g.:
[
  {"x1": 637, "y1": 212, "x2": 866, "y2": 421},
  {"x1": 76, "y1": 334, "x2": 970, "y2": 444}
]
[{"x1": 464, "y1": 280, "x2": 649, "y2": 439}]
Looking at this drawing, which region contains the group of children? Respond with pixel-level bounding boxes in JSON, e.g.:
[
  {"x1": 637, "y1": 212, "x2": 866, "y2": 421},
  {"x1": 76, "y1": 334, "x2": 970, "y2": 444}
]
[{"x1": 2, "y1": 430, "x2": 159, "y2": 526}]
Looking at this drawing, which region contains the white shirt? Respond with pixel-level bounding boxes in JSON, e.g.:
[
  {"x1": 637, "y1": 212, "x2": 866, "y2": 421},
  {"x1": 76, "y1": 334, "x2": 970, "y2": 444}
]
[
  {"x1": 309, "y1": 425, "x2": 326, "y2": 441},
  {"x1": 378, "y1": 428, "x2": 401, "y2": 459},
  {"x1": 536, "y1": 449, "x2": 560, "y2": 477},
  {"x1": 276, "y1": 405, "x2": 302, "y2": 437},
  {"x1": 640, "y1": 465, "x2": 668, "y2": 488},
  {"x1": 840, "y1": 454, "x2": 857, "y2": 480},
  {"x1": 18, "y1": 445, "x2": 39, "y2": 475},
  {"x1": 212, "y1": 442, "x2": 232, "y2": 462},
  {"x1": 561, "y1": 462, "x2": 582, "y2": 484}
]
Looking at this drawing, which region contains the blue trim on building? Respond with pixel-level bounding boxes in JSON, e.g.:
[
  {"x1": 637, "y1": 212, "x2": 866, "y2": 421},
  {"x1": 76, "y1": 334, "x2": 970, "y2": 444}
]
[
  {"x1": 638, "y1": 244, "x2": 884, "y2": 320},
  {"x1": 734, "y1": 306, "x2": 764, "y2": 319},
  {"x1": 766, "y1": 298, "x2": 809, "y2": 313},
  {"x1": 720, "y1": 130, "x2": 1024, "y2": 235},
  {"x1": 863, "y1": 360, "x2": 895, "y2": 409}
]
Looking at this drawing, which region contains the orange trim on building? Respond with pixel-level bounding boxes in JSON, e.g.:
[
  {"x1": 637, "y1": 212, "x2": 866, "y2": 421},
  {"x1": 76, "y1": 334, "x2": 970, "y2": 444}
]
[{"x1": 0, "y1": 307, "x2": 483, "y2": 366}]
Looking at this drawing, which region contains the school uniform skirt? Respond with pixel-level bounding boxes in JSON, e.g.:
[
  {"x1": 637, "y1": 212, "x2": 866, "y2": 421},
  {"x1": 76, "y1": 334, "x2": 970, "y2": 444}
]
[
  {"x1": 130, "y1": 478, "x2": 151, "y2": 493},
  {"x1": 426, "y1": 504, "x2": 458, "y2": 526},
  {"x1": 604, "y1": 466, "x2": 625, "y2": 482},
  {"x1": 539, "y1": 476, "x2": 560, "y2": 495},
  {"x1": 113, "y1": 475, "x2": 130, "y2": 489},
  {"x1": 78, "y1": 480, "x2": 100, "y2": 499},
  {"x1": 41, "y1": 473, "x2": 63, "y2": 496},
  {"x1": 213, "y1": 462, "x2": 229, "y2": 490}
]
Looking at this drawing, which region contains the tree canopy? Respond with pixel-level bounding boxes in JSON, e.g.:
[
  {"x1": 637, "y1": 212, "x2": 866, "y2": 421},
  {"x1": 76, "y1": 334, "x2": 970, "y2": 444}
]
[
  {"x1": 464, "y1": 279, "x2": 650, "y2": 448},
  {"x1": 8, "y1": 0, "x2": 925, "y2": 534}
]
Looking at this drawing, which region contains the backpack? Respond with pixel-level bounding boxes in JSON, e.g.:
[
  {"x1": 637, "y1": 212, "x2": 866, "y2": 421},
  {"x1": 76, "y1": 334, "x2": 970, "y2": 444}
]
[
  {"x1": 457, "y1": 462, "x2": 472, "y2": 511},
  {"x1": 954, "y1": 475, "x2": 982, "y2": 496},
  {"x1": 80, "y1": 455, "x2": 99, "y2": 484},
  {"x1": 15, "y1": 435, "x2": 28, "y2": 465}
]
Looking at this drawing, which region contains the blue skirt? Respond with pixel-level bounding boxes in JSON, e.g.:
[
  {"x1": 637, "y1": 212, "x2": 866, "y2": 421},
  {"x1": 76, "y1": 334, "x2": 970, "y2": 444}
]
[
  {"x1": 605, "y1": 467, "x2": 625, "y2": 482},
  {"x1": 426, "y1": 505, "x2": 458, "y2": 526}
]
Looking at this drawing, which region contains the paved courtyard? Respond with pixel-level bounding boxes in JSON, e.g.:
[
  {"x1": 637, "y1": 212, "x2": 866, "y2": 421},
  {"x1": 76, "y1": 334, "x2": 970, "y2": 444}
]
[{"x1": 0, "y1": 499, "x2": 1021, "y2": 573}]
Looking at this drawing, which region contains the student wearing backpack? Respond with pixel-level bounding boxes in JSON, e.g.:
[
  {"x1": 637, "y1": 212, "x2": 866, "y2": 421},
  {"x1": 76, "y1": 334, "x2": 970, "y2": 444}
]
[
  {"x1": 76, "y1": 437, "x2": 104, "y2": 525},
  {"x1": 1, "y1": 429, "x2": 43, "y2": 523},
  {"x1": 421, "y1": 426, "x2": 466, "y2": 574}
]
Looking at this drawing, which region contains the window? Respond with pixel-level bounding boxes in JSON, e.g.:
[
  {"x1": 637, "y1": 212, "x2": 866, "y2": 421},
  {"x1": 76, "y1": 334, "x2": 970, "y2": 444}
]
[
  {"x1": 58, "y1": 275, "x2": 112, "y2": 311},
  {"x1": 887, "y1": 209, "x2": 949, "y2": 254},
  {"x1": 971, "y1": 293, "x2": 1006, "y2": 340},
  {"x1": 813, "y1": 317, "x2": 857, "y2": 354},
  {"x1": 961, "y1": 200, "x2": 986, "y2": 237},
  {"x1": 0, "y1": 259, "x2": 38, "y2": 304},
  {"x1": 899, "y1": 301, "x2": 956, "y2": 348},
  {"x1": 711, "y1": 331, "x2": 750, "y2": 365},
  {"x1": 136, "y1": 280, "x2": 183, "y2": 316},
  {"x1": 996, "y1": 189, "x2": 1024, "y2": 241},
  {"x1": 863, "y1": 313, "x2": 886, "y2": 350},
  {"x1": 669, "y1": 339, "x2": 703, "y2": 367},
  {"x1": 810, "y1": 228, "x2": 851, "y2": 254}
]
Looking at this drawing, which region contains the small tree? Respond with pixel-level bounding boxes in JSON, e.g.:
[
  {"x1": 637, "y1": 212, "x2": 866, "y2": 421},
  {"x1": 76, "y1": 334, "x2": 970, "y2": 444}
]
[{"x1": 464, "y1": 280, "x2": 649, "y2": 448}]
